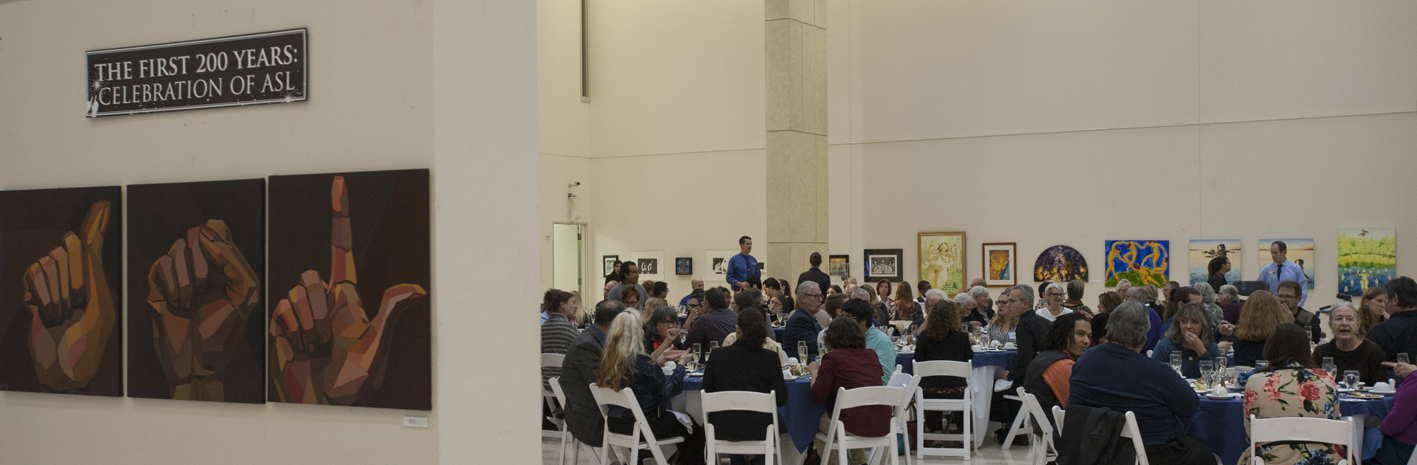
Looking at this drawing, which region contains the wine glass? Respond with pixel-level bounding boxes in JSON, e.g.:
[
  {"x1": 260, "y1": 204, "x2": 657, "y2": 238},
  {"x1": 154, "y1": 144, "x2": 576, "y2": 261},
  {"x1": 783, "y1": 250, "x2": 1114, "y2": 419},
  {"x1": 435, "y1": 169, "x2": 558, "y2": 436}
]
[
  {"x1": 1344, "y1": 370, "x2": 1360, "y2": 389},
  {"x1": 1399, "y1": 353, "x2": 1411, "y2": 365},
  {"x1": 1321, "y1": 357, "x2": 1336, "y2": 376},
  {"x1": 1169, "y1": 352, "x2": 1183, "y2": 376},
  {"x1": 1199, "y1": 360, "x2": 1215, "y2": 388},
  {"x1": 691, "y1": 343, "x2": 702, "y2": 369},
  {"x1": 706, "y1": 341, "x2": 718, "y2": 363},
  {"x1": 798, "y1": 341, "x2": 810, "y2": 363},
  {"x1": 818, "y1": 342, "x2": 828, "y2": 358},
  {"x1": 1215, "y1": 356, "x2": 1228, "y2": 372}
]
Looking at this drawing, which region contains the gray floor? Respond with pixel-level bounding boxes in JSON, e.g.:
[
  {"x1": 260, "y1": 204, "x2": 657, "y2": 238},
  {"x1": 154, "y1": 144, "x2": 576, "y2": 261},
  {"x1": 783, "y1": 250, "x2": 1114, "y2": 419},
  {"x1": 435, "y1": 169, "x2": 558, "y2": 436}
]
[{"x1": 541, "y1": 432, "x2": 1036, "y2": 465}]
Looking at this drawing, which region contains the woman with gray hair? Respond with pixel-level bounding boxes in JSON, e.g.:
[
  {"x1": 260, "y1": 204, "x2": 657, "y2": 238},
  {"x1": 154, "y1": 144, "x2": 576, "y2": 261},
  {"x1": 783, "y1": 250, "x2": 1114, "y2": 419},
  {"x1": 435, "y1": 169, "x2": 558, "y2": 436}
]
[
  {"x1": 1069, "y1": 301, "x2": 1213, "y2": 465},
  {"x1": 1192, "y1": 283, "x2": 1225, "y2": 328},
  {"x1": 1148, "y1": 303, "x2": 1220, "y2": 378}
]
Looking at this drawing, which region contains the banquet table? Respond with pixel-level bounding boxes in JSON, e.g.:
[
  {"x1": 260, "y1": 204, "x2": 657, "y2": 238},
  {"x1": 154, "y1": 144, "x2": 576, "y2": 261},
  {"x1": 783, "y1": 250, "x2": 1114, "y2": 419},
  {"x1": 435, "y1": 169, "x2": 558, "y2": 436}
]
[
  {"x1": 1185, "y1": 392, "x2": 1394, "y2": 465},
  {"x1": 897, "y1": 349, "x2": 1018, "y2": 447},
  {"x1": 673, "y1": 375, "x2": 824, "y2": 465}
]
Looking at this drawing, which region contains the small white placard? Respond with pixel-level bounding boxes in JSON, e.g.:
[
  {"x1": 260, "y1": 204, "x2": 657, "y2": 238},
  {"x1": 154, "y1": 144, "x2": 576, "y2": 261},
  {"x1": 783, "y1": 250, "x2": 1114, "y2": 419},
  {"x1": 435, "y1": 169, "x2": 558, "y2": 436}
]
[{"x1": 404, "y1": 416, "x2": 428, "y2": 428}]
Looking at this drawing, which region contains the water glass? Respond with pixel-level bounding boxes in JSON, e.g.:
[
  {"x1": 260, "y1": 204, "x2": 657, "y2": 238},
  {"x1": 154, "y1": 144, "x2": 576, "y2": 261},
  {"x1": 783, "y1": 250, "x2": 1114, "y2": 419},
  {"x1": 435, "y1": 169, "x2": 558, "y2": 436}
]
[
  {"x1": 1400, "y1": 353, "x2": 1411, "y2": 365},
  {"x1": 1169, "y1": 352, "x2": 1184, "y2": 376},
  {"x1": 1199, "y1": 360, "x2": 1215, "y2": 387},
  {"x1": 1215, "y1": 356, "x2": 1228, "y2": 371},
  {"x1": 1321, "y1": 357, "x2": 1336, "y2": 375},
  {"x1": 1344, "y1": 370, "x2": 1361, "y2": 389}
]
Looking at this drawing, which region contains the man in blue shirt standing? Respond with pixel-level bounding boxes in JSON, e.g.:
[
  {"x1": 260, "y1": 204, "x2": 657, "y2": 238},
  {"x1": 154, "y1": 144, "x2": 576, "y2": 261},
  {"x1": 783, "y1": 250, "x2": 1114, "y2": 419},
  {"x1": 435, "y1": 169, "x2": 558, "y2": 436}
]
[
  {"x1": 727, "y1": 236, "x2": 760, "y2": 292},
  {"x1": 1259, "y1": 241, "x2": 1308, "y2": 307}
]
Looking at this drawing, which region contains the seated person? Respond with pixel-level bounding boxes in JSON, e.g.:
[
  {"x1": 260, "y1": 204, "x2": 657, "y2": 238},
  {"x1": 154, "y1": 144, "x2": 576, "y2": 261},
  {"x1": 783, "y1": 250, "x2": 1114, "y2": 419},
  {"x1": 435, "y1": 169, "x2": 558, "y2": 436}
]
[
  {"x1": 1149, "y1": 303, "x2": 1221, "y2": 378},
  {"x1": 842, "y1": 298, "x2": 897, "y2": 385},
  {"x1": 1234, "y1": 291, "x2": 1290, "y2": 367},
  {"x1": 596, "y1": 310, "x2": 704, "y2": 465},
  {"x1": 1368, "y1": 277, "x2": 1417, "y2": 363},
  {"x1": 782, "y1": 282, "x2": 824, "y2": 361},
  {"x1": 1025, "y1": 312, "x2": 1091, "y2": 421},
  {"x1": 703, "y1": 308, "x2": 789, "y2": 465},
  {"x1": 1239, "y1": 324, "x2": 1340, "y2": 465},
  {"x1": 913, "y1": 299, "x2": 975, "y2": 435},
  {"x1": 686, "y1": 288, "x2": 737, "y2": 348},
  {"x1": 1313, "y1": 303, "x2": 1386, "y2": 385},
  {"x1": 1373, "y1": 361, "x2": 1417, "y2": 465},
  {"x1": 807, "y1": 318, "x2": 889, "y2": 465},
  {"x1": 1069, "y1": 302, "x2": 1213, "y2": 465}
]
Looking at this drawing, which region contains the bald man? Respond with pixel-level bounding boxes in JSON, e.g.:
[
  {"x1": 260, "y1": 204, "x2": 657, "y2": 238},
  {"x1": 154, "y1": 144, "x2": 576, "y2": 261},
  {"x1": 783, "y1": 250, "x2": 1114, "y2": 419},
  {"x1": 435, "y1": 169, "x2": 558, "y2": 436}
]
[{"x1": 679, "y1": 278, "x2": 705, "y2": 307}]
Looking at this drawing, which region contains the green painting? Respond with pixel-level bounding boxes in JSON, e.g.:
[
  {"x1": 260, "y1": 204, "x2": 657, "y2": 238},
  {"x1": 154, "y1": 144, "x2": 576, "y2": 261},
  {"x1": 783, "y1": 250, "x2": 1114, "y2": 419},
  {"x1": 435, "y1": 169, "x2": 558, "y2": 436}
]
[{"x1": 1338, "y1": 228, "x2": 1395, "y2": 297}]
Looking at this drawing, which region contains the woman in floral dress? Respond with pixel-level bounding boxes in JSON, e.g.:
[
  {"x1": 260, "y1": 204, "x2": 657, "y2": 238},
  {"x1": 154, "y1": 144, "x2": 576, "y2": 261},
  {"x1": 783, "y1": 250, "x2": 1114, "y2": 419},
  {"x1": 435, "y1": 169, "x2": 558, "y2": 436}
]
[{"x1": 1240, "y1": 323, "x2": 1342, "y2": 465}]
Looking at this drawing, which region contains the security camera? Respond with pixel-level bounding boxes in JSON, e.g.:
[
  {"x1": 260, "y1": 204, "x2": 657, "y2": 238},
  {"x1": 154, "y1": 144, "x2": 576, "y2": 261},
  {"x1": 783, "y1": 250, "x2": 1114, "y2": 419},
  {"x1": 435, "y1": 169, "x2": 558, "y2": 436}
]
[{"x1": 569, "y1": 181, "x2": 581, "y2": 187}]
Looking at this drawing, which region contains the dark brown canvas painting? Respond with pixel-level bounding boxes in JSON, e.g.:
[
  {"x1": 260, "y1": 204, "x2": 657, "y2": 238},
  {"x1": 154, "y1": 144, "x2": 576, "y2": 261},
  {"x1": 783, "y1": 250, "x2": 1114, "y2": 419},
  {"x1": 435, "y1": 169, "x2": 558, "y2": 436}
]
[
  {"x1": 268, "y1": 170, "x2": 430, "y2": 410},
  {"x1": 0, "y1": 186, "x2": 123, "y2": 396},
  {"x1": 127, "y1": 179, "x2": 265, "y2": 403}
]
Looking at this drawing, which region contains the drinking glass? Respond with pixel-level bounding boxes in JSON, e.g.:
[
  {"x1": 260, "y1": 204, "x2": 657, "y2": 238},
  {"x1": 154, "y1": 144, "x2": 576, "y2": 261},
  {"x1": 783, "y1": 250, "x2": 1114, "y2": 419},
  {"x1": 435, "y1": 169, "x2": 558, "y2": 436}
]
[
  {"x1": 1344, "y1": 370, "x2": 1361, "y2": 389},
  {"x1": 1400, "y1": 353, "x2": 1411, "y2": 365},
  {"x1": 1322, "y1": 357, "x2": 1336, "y2": 375},
  {"x1": 707, "y1": 341, "x2": 718, "y2": 362},
  {"x1": 1199, "y1": 360, "x2": 1215, "y2": 387},
  {"x1": 818, "y1": 342, "x2": 828, "y2": 358},
  {"x1": 1169, "y1": 352, "x2": 1183, "y2": 376},
  {"x1": 1255, "y1": 359, "x2": 1269, "y2": 370},
  {"x1": 798, "y1": 342, "x2": 810, "y2": 363},
  {"x1": 692, "y1": 343, "x2": 702, "y2": 368},
  {"x1": 1215, "y1": 356, "x2": 1228, "y2": 371}
]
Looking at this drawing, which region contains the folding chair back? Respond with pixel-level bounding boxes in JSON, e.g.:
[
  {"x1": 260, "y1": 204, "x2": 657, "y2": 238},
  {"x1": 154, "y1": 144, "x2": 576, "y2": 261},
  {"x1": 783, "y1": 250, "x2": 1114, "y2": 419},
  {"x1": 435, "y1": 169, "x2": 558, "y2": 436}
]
[
  {"x1": 817, "y1": 386, "x2": 904, "y2": 465},
  {"x1": 1249, "y1": 415, "x2": 1356, "y2": 465},
  {"x1": 1051, "y1": 405, "x2": 1064, "y2": 434},
  {"x1": 911, "y1": 360, "x2": 974, "y2": 460},
  {"x1": 701, "y1": 390, "x2": 782, "y2": 465},
  {"x1": 1120, "y1": 411, "x2": 1149, "y2": 465},
  {"x1": 588, "y1": 383, "x2": 685, "y2": 465},
  {"x1": 1021, "y1": 392, "x2": 1056, "y2": 465}
]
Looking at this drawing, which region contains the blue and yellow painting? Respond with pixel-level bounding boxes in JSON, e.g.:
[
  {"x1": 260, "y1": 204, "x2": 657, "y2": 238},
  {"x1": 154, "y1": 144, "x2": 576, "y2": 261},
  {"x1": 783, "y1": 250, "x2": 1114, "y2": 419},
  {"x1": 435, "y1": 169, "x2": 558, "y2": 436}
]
[
  {"x1": 1105, "y1": 240, "x2": 1169, "y2": 287},
  {"x1": 1188, "y1": 239, "x2": 1241, "y2": 286},
  {"x1": 1260, "y1": 238, "x2": 1314, "y2": 289},
  {"x1": 1338, "y1": 228, "x2": 1395, "y2": 297}
]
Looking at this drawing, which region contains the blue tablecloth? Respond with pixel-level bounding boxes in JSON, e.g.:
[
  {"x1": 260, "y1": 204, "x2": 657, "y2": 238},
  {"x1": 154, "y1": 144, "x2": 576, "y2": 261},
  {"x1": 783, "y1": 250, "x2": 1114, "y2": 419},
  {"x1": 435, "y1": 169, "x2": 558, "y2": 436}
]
[
  {"x1": 1186, "y1": 394, "x2": 1395, "y2": 465},
  {"x1": 683, "y1": 376, "x2": 824, "y2": 452},
  {"x1": 897, "y1": 350, "x2": 1016, "y2": 375}
]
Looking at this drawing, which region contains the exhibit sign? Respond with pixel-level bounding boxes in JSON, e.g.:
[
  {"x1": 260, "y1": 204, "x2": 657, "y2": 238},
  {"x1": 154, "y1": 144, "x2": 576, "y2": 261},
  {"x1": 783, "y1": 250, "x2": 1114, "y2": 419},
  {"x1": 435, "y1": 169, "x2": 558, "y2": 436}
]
[{"x1": 86, "y1": 29, "x2": 307, "y2": 117}]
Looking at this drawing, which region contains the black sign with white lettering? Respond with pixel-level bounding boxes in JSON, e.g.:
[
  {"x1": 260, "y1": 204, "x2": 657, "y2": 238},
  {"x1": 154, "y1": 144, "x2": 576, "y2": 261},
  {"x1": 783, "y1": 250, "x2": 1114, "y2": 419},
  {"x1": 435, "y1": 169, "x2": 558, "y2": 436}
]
[{"x1": 85, "y1": 29, "x2": 307, "y2": 117}]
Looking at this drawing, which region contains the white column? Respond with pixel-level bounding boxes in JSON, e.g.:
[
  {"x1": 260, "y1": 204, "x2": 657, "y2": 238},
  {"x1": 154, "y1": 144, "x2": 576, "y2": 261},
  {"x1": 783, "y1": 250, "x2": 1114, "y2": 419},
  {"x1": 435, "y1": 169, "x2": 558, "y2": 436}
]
[{"x1": 766, "y1": 0, "x2": 829, "y2": 282}]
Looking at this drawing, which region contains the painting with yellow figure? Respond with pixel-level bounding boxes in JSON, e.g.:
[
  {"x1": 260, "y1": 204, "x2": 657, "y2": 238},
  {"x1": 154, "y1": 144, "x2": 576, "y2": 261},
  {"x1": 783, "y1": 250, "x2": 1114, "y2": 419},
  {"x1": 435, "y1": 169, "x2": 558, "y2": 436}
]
[
  {"x1": 982, "y1": 242, "x2": 1017, "y2": 287},
  {"x1": 918, "y1": 232, "x2": 966, "y2": 294},
  {"x1": 1104, "y1": 240, "x2": 1169, "y2": 287},
  {"x1": 1338, "y1": 229, "x2": 1393, "y2": 297}
]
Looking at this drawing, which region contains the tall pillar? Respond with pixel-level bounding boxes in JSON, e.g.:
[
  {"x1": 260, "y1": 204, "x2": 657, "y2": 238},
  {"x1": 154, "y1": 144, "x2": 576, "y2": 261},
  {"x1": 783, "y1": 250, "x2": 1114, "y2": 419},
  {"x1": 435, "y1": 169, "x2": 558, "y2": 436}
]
[{"x1": 765, "y1": 0, "x2": 828, "y2": 285}]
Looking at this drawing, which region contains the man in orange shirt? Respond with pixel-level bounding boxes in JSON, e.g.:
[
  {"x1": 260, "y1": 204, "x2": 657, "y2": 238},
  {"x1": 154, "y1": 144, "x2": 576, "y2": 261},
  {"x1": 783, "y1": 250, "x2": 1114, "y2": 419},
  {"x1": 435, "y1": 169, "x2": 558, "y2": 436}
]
[{"x1": 1023, "y1": 312, "x2": 1092, "y2": 427}]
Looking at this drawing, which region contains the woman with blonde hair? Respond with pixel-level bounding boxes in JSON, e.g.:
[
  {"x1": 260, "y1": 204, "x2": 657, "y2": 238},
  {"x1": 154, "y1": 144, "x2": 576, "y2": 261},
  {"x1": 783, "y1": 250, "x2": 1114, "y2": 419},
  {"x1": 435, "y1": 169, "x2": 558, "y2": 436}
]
[
  {"x1": 1361, "y1": 286, "x2": 1391, "y2": 335},
  {"x1": 988, "y1": 290, "x2": 1019, "y2": 345},
  {"x1": 1233, "y1": 291, "x2": 1291, "y2": 367},
  {"x1": 596, "y1": 310, "x2": 704, "y2": 465}
]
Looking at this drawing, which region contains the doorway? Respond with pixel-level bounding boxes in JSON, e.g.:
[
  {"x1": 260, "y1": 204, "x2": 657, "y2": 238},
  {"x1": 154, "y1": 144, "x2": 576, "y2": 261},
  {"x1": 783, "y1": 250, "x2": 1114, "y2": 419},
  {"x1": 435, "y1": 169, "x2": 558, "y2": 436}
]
[{"x1": 552, "y1": 223, "x2": 587, "y2": 304}]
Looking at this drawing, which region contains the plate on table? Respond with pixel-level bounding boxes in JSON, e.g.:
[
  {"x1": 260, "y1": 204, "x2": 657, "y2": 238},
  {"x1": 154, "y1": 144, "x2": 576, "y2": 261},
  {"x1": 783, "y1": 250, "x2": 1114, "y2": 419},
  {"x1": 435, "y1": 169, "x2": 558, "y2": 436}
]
[
  {"x1": 1206, "y1": 393, "x2": 1239, "y2": 400},
  {"x1": 1347, "y1": 392, "x2": 1384, "y2": 400},
  {"x1": 687, "y1": 371, "x2": 704, "y2": 378}
]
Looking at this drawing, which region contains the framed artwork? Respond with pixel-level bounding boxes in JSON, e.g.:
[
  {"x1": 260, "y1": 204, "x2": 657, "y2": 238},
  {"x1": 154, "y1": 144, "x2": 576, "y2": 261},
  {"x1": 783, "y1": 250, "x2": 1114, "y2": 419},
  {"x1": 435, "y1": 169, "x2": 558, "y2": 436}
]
[
  {"x1": 603, "y1": 255, "x2": 619, "y2": 278},
  {"x1": 1260, "y1": 238, "x2": 1314, "y2": 289},
  {"x1": 981, "y1": 243, "x2": 1016, "y2": 287},
  {"x1": 127, "y1": 179, "x2": 266, "y2": 403},
  {"x1": 1188, "y1": 239, "x2": 1241, "y2": 286},
  {"x1": 863, "y1": 248, "x2": 904, "y2": 281},
  {"x1": 1034, "y1": 245, "x2": 1088, "y2": 282},
  {"x1": 706, "y1": 250, "x2": 736, "y2": 277},
  {"x1": 828, "y1": 255, "x2": 850, "y2": 277},
  {"x1": 675, "y1": 257, "x2": 693, "y2": 276},
  {"x1": 0, "y1": 186, "x2": 123, "y2": 397},
  {"x1": 1104, "y1": 240, "x2": 1169, "y2": 287},
  {"x1": 918, "y1": 232, "x2": 966, "y2": 294},
  {"x1": 630, "y1": 251, "x2": 663, "y2": 280},
  {"x1": 268, "y1": 169, "x2": 431, "y2": 410},
  {"x1": 1338, "y1": 229, "x2": 1394, "y2": 296}
]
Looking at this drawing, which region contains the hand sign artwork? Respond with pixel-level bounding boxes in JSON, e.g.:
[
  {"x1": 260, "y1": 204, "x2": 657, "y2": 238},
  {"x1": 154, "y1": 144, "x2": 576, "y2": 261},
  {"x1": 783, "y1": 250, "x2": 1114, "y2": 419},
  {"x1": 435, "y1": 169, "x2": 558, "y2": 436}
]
[
  {"x1": 268, "y1": 172, "x2": 430, "y2": 407},
  {"x1": 0, "y1": 187, "x2": 123, "y2": 396}
]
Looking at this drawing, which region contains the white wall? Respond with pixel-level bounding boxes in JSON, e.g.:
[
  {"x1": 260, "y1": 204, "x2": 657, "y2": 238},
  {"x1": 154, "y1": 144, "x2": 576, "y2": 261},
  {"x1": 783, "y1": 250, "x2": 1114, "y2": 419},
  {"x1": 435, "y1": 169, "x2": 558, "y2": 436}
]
[
  {"x1": 0, "y1": 0, "x2": 541, "y2": 463},
  {"x1": 544, "y1": 0, "x2": 1417, "y2": 312}
]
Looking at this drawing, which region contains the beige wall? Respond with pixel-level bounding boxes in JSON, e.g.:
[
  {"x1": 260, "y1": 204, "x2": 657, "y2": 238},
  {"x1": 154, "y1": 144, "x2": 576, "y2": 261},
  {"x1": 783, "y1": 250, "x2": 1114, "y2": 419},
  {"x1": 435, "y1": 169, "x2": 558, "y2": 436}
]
[
  {"x1": 0, "y1": 0, "x2": 540, "y2": 463},
  {"x1": 545, "y1": 0, "x2": 1417, "y2": 313}
]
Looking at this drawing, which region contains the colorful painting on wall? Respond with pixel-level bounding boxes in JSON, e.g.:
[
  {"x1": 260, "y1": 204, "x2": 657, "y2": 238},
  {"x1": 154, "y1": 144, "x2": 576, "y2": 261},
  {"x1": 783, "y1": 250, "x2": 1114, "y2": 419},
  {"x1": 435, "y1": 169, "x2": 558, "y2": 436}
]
[
  {"x1": 0, "y1": 186, "x2": 123, "y2": 396},
  {"x1": 127, "y1": 180, "x2": 266, "y2": 403},
  {"x1": 1188, "y1": 239, "x2": 1241, "y2": 287},
  {"x1": 268, "y1": 170, "x2": 430, "y2": 410},
  {"x1": 1260, "y1": 238, "x2": 1314, "y2": 290},
  {"x1": 918, "y1": 232, "x2": 966, "y2": 294},
  {"x1": 1338, "y1": 228, "x2": 1395, "y2": 297},
  {"x1": 1104, "y1": 240, "x2": 1169, "y2": 287},
  {"x1": 675, "y1": 258, "x2": 692, "y2": 276},
  {"x1": 828, "y1": 255, "x2": 850, "y2": 278},
  {"x1": 982, "y1": 243, "x2": 1016, "y2": 287},
  {"x1": 1033, "y1": 245, "x2": 1088, "y2": 283}
]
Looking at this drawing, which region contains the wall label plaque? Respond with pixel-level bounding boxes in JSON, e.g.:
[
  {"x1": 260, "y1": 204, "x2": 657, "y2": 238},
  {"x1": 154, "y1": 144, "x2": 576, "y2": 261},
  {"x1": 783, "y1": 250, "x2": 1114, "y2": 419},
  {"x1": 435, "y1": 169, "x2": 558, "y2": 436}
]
[{"x1": 86, "y1": 29, "x2": 307, "y2": 117}]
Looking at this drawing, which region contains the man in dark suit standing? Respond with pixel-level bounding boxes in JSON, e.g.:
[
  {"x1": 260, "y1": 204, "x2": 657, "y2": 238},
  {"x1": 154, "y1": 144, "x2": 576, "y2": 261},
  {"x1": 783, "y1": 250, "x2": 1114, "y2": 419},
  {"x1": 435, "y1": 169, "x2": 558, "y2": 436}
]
[
  {"x1": 796, "y1": 252, "x2": 831, "y2": 301},
  {"x1": 559, "y1": 300, "x2": 626, "y2": 450}
]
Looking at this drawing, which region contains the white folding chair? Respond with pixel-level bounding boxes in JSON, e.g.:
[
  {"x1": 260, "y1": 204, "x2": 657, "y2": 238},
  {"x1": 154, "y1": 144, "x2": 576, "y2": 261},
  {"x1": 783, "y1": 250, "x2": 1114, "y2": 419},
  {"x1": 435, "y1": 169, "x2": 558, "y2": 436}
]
[
  {"x1": 887, "y1": 372, "x2": 918, "y2": 465},
  {"x1": 1051, "y1": 405, "x2": 1065, "y2": 435},
  {"x1": 589, "y1": 383, "x2": 686, "y2": 465},
  {"x1": 702, "y1": 390, "x2": 783, "y2": 465},
  {"x1": 1249, "y1": 415, "x2": 1356, "y2": 465},
  {"x1": 911, "y1": 360, "x2": 974, "y2": 460},
  {"x1": 816, "y1": 386, "x2": 904, "y2": 465},
  {"x1": 542, "y1": 354, "x2": 567, "y2": 438},
  {"x1": 1001, "y1": 387, "x2": 1031, "y2": 449},
  {"x1": 1020, "y1": 390, "x2": 1056, "y2": 465},
  {"x1": 1120, "y1": 411, "x2": 1149, "y2": 465},
  {"x1": 549, "y1": 378, "x2": 602, "y2": 465}
]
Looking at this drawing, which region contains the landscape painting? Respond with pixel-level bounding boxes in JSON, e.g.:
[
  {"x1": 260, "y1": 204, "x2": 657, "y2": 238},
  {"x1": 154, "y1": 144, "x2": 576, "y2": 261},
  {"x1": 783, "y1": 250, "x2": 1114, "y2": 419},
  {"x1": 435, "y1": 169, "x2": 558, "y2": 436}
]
[
  {"x1": 1104, "y1": 240, "x2": 1169, "y2": 287},
  {"x1": 1338, "y1": 228, "x2": 1395, "y2": 297},
  {"x1": 1188, "y1": 239, "x2": 1241, "y2": 287},
  {"x1": 1260, "y1": 238, "x2": 1314, "y2": 289}
]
